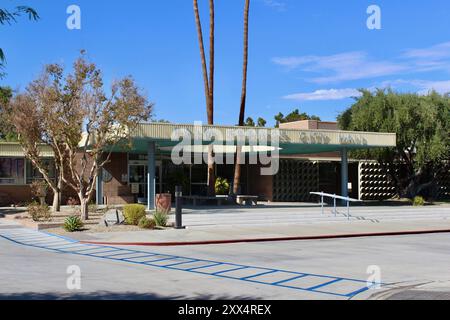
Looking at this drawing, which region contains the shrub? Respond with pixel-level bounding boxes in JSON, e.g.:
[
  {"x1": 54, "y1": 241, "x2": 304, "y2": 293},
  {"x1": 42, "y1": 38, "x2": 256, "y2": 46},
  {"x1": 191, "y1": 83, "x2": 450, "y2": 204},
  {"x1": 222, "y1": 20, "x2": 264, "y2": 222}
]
[
  {"x1": 124, "y1": 204, "x2": 147, "y2": 225},
  {"x1": 138, "y1": 216, "x2": 156, "y2": 229},
  {"x1": 413, "y1": 196, "x2": 425, "y2": 206},
  {"x1": 215, "y1": 177, "x2": 230, "y2": 195},
  {"x1": 64, "y1": 216, "x2": 84, "y2": 232},
  {"x1": 153, "y1": 210, "x2": 169, "y2": 227},
  {"x1": 28, "y1": 202, "x2": 51, "y2": 222}
]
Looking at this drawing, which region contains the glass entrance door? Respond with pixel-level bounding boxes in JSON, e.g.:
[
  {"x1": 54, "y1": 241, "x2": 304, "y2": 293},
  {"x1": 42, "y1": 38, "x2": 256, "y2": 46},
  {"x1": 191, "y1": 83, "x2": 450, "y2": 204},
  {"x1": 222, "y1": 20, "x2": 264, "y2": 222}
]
[{"x1": 129, "y1": 163, "x2": 161, "y2": 199}]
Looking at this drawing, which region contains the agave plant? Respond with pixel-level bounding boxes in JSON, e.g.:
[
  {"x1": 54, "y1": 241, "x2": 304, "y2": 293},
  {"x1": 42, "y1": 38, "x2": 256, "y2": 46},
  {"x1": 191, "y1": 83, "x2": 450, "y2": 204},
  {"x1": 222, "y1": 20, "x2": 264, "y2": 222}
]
[
  {"x1": 64, "y1": 216, "x2": 84, "y2": 232},
  {"x1": 152, "y1": 211, "x2": 168, "y2": 228}
]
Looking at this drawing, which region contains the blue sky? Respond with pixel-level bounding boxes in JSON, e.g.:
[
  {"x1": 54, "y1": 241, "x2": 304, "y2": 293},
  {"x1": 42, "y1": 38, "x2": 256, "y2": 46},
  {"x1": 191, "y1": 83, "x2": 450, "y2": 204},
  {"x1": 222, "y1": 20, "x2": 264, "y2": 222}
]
[{"x1": 1, "y1": 0, "x2": 450, "y2": 126}]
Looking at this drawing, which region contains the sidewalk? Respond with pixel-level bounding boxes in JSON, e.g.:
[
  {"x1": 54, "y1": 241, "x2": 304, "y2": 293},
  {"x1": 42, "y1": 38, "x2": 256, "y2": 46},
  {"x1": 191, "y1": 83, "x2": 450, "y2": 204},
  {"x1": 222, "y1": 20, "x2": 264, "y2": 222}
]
[{"x1": 71, "y1": 219, "x2": 450, "y2": 246}]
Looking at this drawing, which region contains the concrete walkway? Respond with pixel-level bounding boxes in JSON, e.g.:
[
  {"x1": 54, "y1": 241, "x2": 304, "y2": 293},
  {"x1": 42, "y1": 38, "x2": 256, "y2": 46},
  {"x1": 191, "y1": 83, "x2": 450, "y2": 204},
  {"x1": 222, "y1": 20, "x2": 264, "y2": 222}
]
[
  {"x1": 65, "y1": 203, "x2": 450, "y2": 245},
  {"x1": 74, "y1": 219, "x2": 450, "y2": 246},
  {"x1": 3, "y1": 203, "x2": 450, "y2": 245}
]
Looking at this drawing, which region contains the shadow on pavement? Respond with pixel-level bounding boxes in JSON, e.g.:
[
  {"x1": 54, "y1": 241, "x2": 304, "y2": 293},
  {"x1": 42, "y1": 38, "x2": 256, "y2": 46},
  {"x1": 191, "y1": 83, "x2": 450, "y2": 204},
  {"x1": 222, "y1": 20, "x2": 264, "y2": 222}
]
[{"x1": 0, "y1": 292, "x2": 262, "y2": 300}]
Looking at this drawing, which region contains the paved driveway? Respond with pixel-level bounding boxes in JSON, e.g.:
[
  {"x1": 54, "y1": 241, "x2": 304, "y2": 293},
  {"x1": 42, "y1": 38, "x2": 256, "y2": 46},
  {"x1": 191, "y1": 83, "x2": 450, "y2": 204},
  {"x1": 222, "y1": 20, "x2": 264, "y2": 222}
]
[{"x1": 1, "y1": 217, "x2": 450, "y2": 300}]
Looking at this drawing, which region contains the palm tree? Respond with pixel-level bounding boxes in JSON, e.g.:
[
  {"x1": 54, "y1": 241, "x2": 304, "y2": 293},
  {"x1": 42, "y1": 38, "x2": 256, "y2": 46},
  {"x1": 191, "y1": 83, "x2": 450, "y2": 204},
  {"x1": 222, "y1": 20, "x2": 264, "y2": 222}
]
[
  {"x1": 233, "y1": 0, "x2": 251, "y2": 195},
  {"x1": 193, "y1": 0, "x2": 216, "y2": 196}
]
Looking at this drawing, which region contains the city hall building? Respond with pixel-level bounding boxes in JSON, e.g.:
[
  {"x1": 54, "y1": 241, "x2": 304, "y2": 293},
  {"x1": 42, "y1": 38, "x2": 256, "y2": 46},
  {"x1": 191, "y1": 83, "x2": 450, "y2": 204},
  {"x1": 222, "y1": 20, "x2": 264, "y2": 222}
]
[{"x1": 0, "y1": 121, "x2": 448, "y2": 208}]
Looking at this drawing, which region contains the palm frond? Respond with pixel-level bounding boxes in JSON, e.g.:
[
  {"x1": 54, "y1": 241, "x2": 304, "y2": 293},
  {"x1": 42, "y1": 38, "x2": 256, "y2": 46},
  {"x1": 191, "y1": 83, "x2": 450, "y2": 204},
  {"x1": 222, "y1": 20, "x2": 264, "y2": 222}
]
[
  {"x1": 0, "y1": 9, "x2": 16, "y2": 25},
  {"x1": 0, "y1": 6, "x2": 40, "y2": 25},
  {"x1": 16, "y1": 6, "x2": 40, "y2": 21}
]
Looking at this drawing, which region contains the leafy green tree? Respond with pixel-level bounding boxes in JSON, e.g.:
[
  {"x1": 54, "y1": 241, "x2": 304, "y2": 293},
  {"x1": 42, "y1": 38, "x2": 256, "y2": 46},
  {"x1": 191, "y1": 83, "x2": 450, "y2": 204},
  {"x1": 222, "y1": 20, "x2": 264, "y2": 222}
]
[
  {"x1": 0, "y1": 4, "x2": 39, "y2": 78},
  {"x1": 338, "y1": 89, "x2": 450, "y2": 199},
  {"x1": 244, "y1": 117, "x2": 255, "y2": 127},
  {"x1": 242, "y1": 116, "x2": 266, "y2": 127},
  {"x1": 0, "y1": 86, "x2": 17, "y2": 141},
  {"x1": 275, "y1": 109, "x2": 321, "y2": 128},
  {"x1": 257, "y1": 117, "x2": 267, "y2": 128}
]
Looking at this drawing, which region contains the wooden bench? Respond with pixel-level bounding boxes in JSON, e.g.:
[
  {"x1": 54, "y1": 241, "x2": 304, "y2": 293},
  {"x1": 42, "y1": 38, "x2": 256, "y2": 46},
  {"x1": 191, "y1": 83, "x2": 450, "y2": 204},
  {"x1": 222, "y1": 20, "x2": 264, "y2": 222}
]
[
  {"x1": 236, "y1": 195, "x2": 259, "y2": 206},
  {"x1": 183, "y1": 195, "x2": 230, "y2": 206}
]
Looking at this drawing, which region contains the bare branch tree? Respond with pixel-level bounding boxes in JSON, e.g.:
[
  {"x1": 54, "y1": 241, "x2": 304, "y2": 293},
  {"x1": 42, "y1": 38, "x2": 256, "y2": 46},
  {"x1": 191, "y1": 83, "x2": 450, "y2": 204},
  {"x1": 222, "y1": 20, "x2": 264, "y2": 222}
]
[{"x1": 8, "y1": 55, "x2": 154, "y2": 219}]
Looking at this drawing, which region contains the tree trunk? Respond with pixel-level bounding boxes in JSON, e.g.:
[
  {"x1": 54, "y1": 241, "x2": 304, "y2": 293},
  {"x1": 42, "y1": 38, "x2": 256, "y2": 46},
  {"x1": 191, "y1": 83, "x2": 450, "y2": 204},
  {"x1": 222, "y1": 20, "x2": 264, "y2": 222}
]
[
  {"x1": 80, "y1": 197, "x2": 89, "y2": 221},
  {"x1": 52, "y1": 176, "x2": 63, "y2": 212},
  {"x1": 233, "y1": 0, "x2": 250, "y2": 196},
  {"x1": 52, "y1": 190, "x2": 61, "y2": 212},
  {"x1": 194, "y1": 0, "x2": 216, "y2": 196},
  {"x1": 233, "y1": 148, "x2": 243, "y2": 195}
]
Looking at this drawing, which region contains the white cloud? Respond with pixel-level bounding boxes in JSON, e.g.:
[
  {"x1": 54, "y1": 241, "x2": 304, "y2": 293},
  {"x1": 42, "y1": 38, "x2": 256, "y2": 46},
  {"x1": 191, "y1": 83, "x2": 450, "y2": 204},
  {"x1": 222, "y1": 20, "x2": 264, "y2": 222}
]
[
  {"x1": 283, "y1": 88, "x2": 362, "y2": 101},
  {"x1": 390, "y1": 79, "x2": 450, "y2": 95},
  {"x1": 273, "y1": 41, "x2": 450, "y2": 84},
  {"x1": 262, "y1": 0, "x2": 286, "y2": 12},
  {"x1": 403, "y1": 42, "x2": 450, "y2": 59},
  {"x1": 273, "y1": 51, "x2": 407, "y2": 84}
]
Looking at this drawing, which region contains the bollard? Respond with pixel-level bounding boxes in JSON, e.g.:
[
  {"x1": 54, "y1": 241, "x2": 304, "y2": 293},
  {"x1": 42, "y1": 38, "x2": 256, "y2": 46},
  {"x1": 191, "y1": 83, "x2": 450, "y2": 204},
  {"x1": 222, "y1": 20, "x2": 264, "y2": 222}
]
[{"x1": 175, "y1": 186, "x2": 185, "y2": 229}]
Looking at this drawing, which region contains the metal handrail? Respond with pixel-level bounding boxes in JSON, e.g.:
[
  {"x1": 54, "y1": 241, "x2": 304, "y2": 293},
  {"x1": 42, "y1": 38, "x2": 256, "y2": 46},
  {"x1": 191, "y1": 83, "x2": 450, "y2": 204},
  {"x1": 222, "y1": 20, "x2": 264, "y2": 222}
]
[{"x1": 310, "y1": 192, "x2": 362, "y2": 220}]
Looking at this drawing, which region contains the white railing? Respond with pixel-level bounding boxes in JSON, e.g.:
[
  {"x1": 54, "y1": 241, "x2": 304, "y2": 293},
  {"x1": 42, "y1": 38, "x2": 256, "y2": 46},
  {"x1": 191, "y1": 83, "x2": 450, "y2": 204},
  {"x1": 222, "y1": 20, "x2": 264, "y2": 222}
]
[{"x1": 310, "y1": 192, "x2": 362, "y2": 220}]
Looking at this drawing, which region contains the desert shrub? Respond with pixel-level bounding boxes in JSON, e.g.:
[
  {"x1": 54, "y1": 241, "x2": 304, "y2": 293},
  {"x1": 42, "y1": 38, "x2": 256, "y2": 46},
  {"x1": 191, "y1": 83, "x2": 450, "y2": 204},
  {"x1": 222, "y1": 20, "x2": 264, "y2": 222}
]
[
  {"x1": 28, "y1": 202, "x2": 51, "y2": 222},
  {"x1": 124, "y1": 204, "x2": 147, "y2": 225},
  {"x1": 64, "y1": 216, "x2": 84, "y2": 232},
  {"x1": 138, "y1": 216, "x2": 156, "y2": 229},
  {"x1": 413, "y1": 196, "x2": 425, "y2": 206},
  {"x1": 153, "y1": 210, "x2": 168, "y2": 227},
  {"x1": 215, "y1": 177, "x2": 230, "y2": 195}
]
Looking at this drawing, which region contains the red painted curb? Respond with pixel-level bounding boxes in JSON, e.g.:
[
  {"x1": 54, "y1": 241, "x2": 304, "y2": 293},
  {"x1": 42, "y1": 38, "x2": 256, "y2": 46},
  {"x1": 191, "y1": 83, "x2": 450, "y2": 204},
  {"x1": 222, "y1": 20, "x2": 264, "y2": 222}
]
[{"x1": 79, "y1": 229, "x2": 450, "y2": 247}]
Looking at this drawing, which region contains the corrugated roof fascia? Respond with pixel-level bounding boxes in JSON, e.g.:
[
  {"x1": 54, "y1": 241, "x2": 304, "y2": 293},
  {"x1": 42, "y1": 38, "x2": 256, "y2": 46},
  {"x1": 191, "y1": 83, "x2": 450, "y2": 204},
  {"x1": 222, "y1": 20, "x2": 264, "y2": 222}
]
[
  {"x1": 0, "y1": 143, "x2": 54, "y2": 158},
  {"x1": 132, "y1": 123, "x2": 397, "y2": 148}
]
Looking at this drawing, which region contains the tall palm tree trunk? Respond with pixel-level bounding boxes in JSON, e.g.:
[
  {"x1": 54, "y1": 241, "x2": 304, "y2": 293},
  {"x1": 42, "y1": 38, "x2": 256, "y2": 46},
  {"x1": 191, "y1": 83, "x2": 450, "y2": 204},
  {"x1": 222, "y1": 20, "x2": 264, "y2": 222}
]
[
  {"x1": 193, "y1": 0, "x2": 216, "y2": 196},
  {"x1": 233, "y1": 0, "x2": 250, "y2": 195}
]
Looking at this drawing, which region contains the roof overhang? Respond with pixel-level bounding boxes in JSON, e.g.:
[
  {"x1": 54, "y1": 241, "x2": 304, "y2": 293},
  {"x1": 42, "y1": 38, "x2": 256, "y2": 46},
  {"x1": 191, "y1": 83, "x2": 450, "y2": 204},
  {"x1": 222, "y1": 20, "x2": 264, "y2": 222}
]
[
  {"x1": 128, "y1": 123, "x2": 397, "y2": 155},
  {"x1": 0, "y1": 123, "x2": 397, "y2": 158}
]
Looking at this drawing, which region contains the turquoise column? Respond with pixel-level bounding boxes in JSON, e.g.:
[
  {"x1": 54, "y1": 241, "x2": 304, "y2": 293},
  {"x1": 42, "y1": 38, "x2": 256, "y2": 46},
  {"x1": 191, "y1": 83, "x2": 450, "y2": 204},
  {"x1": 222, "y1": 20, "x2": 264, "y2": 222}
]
[
  {"x1": 147, "y1": 141, "x2": 156, "y2": 211},
  {"x1": 96, "y1": 168, "x2": 104, "y2": 205},
  {"x1": 341, "y1": 147, "x2": 349, "y2": 199}
]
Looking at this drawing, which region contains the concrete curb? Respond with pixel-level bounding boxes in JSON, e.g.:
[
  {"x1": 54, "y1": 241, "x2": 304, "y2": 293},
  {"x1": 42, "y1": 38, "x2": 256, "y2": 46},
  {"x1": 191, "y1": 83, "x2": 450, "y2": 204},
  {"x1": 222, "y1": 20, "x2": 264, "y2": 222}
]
[{"x1": 79, "y1": 228, "x2": 450, "y2": 247}]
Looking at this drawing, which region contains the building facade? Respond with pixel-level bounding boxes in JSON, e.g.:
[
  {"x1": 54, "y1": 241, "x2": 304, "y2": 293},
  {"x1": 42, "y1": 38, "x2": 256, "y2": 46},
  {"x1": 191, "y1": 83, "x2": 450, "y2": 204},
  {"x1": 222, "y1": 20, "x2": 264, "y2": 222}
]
[{"x1": 3, "y1": 121, "x2": 446, "y2": 208}]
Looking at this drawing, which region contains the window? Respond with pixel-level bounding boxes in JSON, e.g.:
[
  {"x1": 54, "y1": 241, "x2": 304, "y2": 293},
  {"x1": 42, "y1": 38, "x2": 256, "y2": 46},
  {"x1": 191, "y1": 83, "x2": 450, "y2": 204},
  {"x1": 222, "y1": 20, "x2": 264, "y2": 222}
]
[
  {"x1": 26, "y1": 159, "x2": 55, "y2": 184},
  {"x1": 0, "y1": 158, "x2": 25, "y2": 185}
]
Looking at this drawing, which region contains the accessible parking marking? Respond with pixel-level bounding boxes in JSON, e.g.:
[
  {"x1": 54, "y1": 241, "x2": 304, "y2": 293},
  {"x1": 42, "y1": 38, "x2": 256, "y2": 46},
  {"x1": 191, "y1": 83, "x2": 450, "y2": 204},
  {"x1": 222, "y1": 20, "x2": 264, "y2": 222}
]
[{"x1": 0, "y1": 228, "x2": 384, "y2": 298}]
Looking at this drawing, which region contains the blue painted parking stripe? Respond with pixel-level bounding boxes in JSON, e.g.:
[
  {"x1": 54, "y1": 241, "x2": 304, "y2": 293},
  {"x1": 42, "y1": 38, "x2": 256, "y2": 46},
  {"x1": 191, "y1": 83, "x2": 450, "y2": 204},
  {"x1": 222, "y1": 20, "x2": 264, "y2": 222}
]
[
  {"x1": 70, "y1": 247, "x2": 106, "y2": 253},
  {"x1": 163, "y1": 259, "x2": 200, "y2": 268},
  {"x1": 345, "y1": 286, "x2": 370, "y2": 297},
  {"x1": 307, "y1": 278, "x2": 343, "y2": 291},
  {"x1": 120, "y1": 254, "x2": 161, "y2": 261},
  {"x1": 185, "y1": 262, "x2": 224, "y2": 271},
  {"x1": 84, "y1": 249, "x2": 122, "y2": 256},
  {"x1": 24, "y1": 238, "x2": 67, "y2": 244},
  {"x1": 142, "y1": 256, "x2": 179, "y2": 264},
  {"x1": 46, "y1": 243, "x2": 85, "y2": 249},
  {"x1": 241, "y1": 270, "x2": 278, "y2": 280},
  {"x1": 27, "y1": 240, "x2": 68, "y2": 246},
  {"x1": 212, "y1": 266, "x2": 249, "y2": 276},
  {"x1": 271, "y1": 274, "x2": 308, "y2": 285},
  {"x1": 102, "y1": 251, "x2": 141, "y2": 258},
  {"x1": 0, "y1": 229, "x2": 382, "y2": 299}
]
